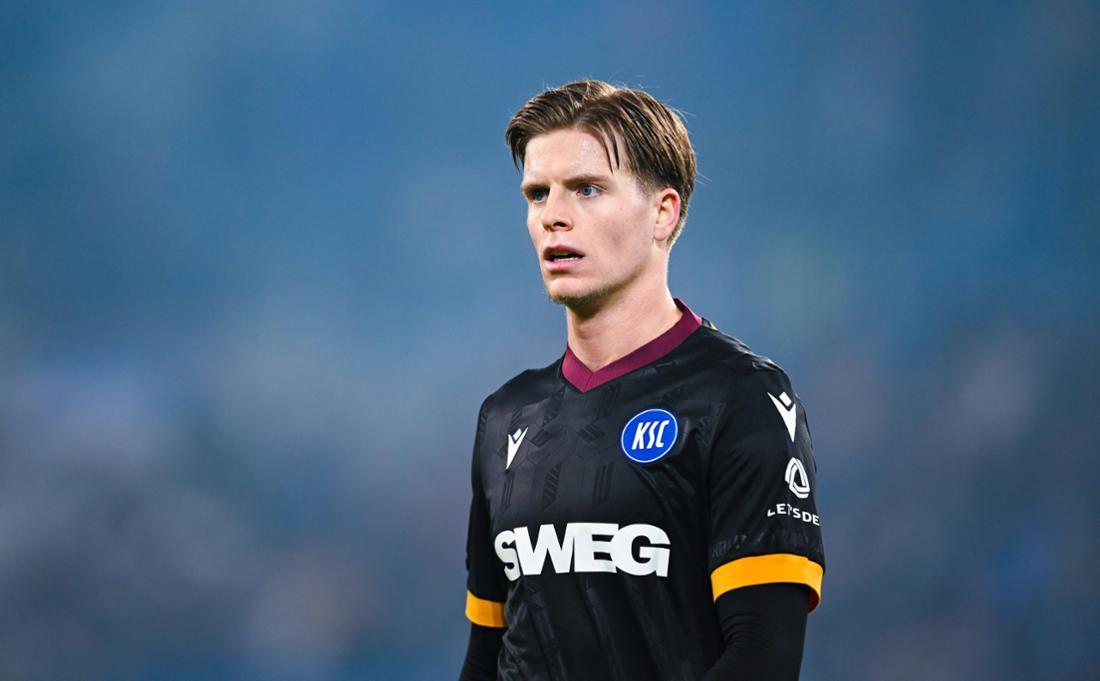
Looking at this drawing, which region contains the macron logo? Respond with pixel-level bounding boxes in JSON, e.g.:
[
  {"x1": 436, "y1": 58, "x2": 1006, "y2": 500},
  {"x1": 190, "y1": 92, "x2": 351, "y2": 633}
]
[
  {"x1": 767, "y1": 391, "x2": 798, "y2": 442},
  {"x1": 506, "y1": 427, "x2": 528, "y2": 469}
]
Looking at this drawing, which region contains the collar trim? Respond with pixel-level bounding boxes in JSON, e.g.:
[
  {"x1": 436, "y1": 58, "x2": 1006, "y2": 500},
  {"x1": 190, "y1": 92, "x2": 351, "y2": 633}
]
[{"x1": 561, "y1": 298, "x2": 702, "y2": 393}]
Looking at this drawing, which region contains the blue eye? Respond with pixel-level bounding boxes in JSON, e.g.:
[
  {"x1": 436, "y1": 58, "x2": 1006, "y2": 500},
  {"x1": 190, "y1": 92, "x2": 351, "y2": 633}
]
[
  {"x1": 530, "y1": 188, "x2": 548, "y2": 202},
  {"x1": 579, "y1": 184, "x2": 599, "y2": 197}
]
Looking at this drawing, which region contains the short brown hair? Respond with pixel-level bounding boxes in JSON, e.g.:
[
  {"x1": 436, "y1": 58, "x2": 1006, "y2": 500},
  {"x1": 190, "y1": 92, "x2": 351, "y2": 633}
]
[{"x1": 505, "y1": 80, "x2": 697, "y2": 245}]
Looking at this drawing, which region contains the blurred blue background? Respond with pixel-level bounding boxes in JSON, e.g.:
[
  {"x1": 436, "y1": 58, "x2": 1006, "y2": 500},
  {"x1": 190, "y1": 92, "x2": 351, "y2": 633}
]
[{"x1": 2, "y1": 1, "x2": 1098, "y2": 679}]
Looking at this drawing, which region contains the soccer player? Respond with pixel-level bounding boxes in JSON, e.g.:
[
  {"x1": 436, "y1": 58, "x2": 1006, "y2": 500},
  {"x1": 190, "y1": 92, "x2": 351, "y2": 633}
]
[{"x1": 459, "y1": 80, "x2": 824, "y2": 681}]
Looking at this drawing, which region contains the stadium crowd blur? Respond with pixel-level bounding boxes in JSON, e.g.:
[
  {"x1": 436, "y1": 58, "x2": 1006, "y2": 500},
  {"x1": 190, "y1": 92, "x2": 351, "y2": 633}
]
[{"x1": 2, "y1": 2, "x2": 1096, "y2": 680}]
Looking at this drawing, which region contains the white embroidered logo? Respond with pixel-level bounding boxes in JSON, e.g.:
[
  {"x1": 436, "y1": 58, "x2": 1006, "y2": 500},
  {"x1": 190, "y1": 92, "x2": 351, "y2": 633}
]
[
  {"x1": 785, "y1": 457, "x2": 811, "y2": 499},
  {"x1": 767, "y1": 391, "x2": 798, "y2": 442},
  {"x1": 506, "y1": 427, "x2": 528, "y2": 469}
]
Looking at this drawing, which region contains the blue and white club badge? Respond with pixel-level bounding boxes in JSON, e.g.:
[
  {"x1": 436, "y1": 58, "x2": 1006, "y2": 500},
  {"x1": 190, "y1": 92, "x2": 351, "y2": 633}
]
[{"x1": 620, "y1": 408, "x2": 679, "y2": 464}]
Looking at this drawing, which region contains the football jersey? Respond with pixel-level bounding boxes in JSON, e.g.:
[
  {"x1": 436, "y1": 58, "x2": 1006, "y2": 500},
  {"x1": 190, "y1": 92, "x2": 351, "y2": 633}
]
[{"x1": 463, "y1": 299, "x2": 824, "y2": 680}]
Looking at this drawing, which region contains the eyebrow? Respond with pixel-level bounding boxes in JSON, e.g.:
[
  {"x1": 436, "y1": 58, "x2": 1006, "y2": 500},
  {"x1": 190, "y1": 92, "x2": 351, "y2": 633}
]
[{"x1": 520, "y1": 173, "x2": 614, "y2": 195}]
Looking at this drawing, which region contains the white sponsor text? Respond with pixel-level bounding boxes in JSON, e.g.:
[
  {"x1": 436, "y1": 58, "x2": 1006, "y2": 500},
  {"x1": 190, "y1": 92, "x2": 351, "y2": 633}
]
[{"x1": 494, "y1": 523, "x2": 670, "y2": 580}]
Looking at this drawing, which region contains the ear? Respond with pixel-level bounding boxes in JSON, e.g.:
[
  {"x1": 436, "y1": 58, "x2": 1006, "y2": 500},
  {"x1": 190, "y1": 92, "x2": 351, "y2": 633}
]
[{"x1": 652, "y1": 187, "x2": 681, "y2": 244}]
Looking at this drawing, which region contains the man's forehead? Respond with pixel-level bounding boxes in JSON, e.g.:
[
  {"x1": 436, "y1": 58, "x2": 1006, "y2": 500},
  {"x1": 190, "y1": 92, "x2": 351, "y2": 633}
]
[{"x1": 522, "y1": 128, "x2": 617, "y2": 181}]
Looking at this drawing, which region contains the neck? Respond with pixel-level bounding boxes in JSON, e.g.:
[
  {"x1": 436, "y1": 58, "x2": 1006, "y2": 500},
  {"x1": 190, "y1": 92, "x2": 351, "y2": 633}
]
[{"x1": 565, "y1": 282, "x2": 681, "y2": 372}]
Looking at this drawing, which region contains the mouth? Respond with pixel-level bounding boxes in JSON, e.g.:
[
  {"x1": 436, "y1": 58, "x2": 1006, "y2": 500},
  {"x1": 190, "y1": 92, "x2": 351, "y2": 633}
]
[{"x1": 543, "y1": 246, "x2": 585, "y2": 264}]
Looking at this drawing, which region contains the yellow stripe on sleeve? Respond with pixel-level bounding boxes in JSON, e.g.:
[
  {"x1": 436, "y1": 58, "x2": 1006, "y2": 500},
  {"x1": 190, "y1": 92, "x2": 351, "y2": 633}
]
[
  {"x1": 465, "y1": 590, "x2": 506, "y2": 628},
  {"x1": 711, "y1": 553, "x2": 824, "y2": 611}
]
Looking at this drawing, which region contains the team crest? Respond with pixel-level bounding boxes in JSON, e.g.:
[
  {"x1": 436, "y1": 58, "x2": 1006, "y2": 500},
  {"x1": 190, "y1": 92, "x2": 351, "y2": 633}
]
[{"x1": 620, "y1": 408, "x2": 679, "y2": 464}]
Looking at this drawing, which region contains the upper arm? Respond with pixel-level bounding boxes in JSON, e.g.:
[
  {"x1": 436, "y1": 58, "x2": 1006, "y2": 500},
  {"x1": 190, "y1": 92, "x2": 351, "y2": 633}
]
[
  {"x1": 464, "y1": 396, "x2": 508, "y2": 628},
  {"x1": 706, "y1": 368, "x2": 825, "y2": 611}
]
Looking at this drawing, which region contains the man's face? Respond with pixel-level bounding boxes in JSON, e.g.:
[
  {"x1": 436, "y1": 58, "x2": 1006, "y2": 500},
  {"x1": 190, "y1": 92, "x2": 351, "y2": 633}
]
[{"x1": 521, "y1": 127, "x2": 665, "y2": 311}]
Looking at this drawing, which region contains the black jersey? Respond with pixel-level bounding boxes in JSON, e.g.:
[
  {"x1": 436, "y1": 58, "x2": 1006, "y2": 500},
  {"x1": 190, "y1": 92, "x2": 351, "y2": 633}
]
[{"x1": 463, "y1": 299, "x2": 825, "y2": 681}]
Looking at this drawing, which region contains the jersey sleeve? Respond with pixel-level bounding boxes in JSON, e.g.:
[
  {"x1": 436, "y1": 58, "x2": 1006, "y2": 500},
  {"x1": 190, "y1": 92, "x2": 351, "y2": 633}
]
[
  {"x1": 464, "y1": 396, "x2": 509, "y2": 628},
  {"x1": 706, "y1": 367, "x2": 826, "y2": 611}
]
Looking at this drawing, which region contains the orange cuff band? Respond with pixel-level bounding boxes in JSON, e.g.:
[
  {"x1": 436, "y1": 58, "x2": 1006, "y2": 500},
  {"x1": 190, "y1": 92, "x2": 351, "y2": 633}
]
[
  {"x1": 465, "y1": 590, "x2": 506, "y2": 628},
  {"x1": 711, "y1": 553, "x2": 824, "y2": 611}
]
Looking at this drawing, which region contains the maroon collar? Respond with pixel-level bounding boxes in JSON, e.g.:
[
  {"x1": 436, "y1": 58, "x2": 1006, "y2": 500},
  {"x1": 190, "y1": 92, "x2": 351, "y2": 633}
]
[{"x1": 561, "y1": 298, "x2": 702, "y2": 392}]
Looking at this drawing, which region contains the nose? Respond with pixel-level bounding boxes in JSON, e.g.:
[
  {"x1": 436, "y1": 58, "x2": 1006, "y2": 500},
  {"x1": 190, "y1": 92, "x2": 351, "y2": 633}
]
[{"x1": 540, "y1": 187, "x2": 572, "y2": 232}]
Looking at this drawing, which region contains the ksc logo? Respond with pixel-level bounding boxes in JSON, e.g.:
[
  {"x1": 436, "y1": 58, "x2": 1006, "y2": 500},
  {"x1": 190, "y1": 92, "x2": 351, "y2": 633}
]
[{"x1": 620, "y1": 408, "x2": 679, "y2": 463}]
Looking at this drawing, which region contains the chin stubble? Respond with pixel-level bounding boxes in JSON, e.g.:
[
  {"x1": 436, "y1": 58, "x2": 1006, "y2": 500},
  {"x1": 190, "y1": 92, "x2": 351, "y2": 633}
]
[{"x1": 545, "y1": 281, "x2": 620, "y2": 312}]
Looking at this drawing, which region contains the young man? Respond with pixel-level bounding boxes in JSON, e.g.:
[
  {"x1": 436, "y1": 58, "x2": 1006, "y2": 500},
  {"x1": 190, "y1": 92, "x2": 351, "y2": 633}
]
[{"x1": 459, "y1": 80, "x2": 825, "y2": 681}]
